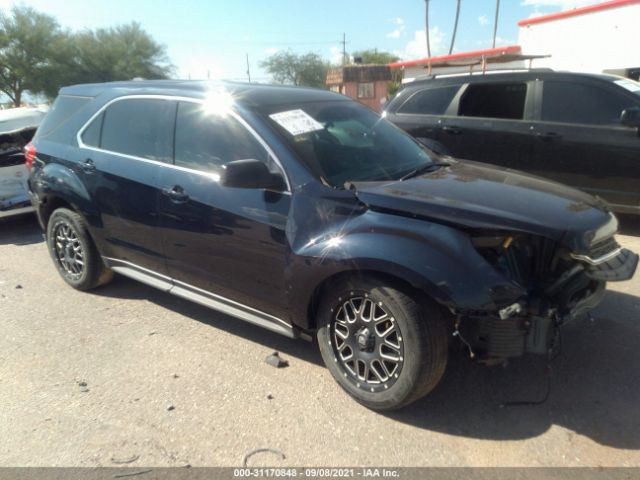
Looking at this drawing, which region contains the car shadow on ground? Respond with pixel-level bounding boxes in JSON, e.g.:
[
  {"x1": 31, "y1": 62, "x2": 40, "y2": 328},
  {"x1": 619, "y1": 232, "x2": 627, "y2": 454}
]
[
  {"x1": 0, "y1": 214, "x2": 42, "y2": 246},
  {"x1": 387, "y1": 290, "x2": 640, "y2": 449},
  {"x1": 94, "y1": 274, "x2": 325, "y2": 368},
  {"x1": 4, "y1": 212, "x2": 640, "y2": 448},
  {"x1": 98, "y1": 275, "x2": 640, "y2": 450}
]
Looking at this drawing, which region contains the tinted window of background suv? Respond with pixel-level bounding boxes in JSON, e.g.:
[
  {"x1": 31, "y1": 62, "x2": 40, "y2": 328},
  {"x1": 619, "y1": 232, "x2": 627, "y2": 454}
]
[
  {"x1": 458, "y1": 82, "x2": 527, "y2": 120},
  {"x1": 397, "y1": 86, "x2": 459, "y2": 115},
  {"x1": 542, "y1": 81, "x2": 632, "y2": 125},
  {"x1": 97, "y1": 98, "x2": 175, "y2": 162}
]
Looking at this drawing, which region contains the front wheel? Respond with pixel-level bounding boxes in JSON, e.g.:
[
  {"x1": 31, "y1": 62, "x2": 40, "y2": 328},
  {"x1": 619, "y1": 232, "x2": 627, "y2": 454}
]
[{"x1": 317, "y1": 277, "x2": 448, "y2": 411}]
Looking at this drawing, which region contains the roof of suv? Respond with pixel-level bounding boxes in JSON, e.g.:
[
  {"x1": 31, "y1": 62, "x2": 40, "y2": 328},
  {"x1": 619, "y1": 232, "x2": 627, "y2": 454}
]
[{"x1": 59, "y1": 80, "x2": 349, "y2": 108}]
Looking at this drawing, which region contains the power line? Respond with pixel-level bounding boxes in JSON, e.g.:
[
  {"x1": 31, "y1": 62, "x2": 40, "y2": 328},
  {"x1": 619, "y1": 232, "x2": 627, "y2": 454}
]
[{"x1": 238, "y1": 40, "x2": 341, "y2": 46}]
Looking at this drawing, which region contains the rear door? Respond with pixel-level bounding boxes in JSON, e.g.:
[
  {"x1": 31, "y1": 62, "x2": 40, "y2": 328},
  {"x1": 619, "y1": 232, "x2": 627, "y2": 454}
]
[
  {"x1": 158, "y1": 101, "x2": 291, "y2": 319},
  {"x1": 75, "y1": 96, "x2": 176, "y2": 274},
  {"x1": 440, "y1": 80, "x2": 535, "y2": 168},
  {"x1": 532, "y1": 79, "x2": 640, "y2": 211}
]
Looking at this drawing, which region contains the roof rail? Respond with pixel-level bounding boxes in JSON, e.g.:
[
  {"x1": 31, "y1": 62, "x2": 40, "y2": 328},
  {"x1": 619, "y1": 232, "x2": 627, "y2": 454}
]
[{"x1": 410, "y1": 67, "x2": 554, "y2": 82}]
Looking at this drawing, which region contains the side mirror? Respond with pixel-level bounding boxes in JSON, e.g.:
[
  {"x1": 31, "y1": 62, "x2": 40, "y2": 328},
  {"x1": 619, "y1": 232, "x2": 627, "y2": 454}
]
[
  {"x1": 220, "y1": 159, "x2": 285, "y2": 190},
  {"x1": 621, "y1": 106, "x2": 640, "y2": 128}
]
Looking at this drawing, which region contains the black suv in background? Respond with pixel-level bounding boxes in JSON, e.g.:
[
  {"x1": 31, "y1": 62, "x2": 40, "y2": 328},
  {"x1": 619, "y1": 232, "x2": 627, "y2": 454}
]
[
  {"x1": 384, "y1": 71, "x2": 640, "y2": 214},
  {"x1": 27, "y1": 81, "x2": 637, "y2": 410}
]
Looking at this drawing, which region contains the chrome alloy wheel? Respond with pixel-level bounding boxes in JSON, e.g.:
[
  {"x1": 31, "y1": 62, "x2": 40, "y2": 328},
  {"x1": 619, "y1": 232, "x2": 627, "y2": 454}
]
[
  {"x1": 329, "y1": 295, "x2": 404, "y2": 393},
  {"x1": 52, "y1": 222, "x2": 84, "y2": 280}
]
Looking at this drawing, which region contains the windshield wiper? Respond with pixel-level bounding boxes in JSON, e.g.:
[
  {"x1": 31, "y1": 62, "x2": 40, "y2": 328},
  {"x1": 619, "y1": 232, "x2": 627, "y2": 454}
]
[{"x1": 399, "y1": 162, "x2": 451, "y2": 181}]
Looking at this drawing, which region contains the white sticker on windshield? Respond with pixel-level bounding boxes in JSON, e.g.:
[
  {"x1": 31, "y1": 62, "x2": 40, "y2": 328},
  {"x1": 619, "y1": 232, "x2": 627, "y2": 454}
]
[
  {"x1": 269, "y1": 109, "x2": 324, "y2": 136},
  {"x1": 615, "y1": 79, "x2": 640, "y2": 93}
]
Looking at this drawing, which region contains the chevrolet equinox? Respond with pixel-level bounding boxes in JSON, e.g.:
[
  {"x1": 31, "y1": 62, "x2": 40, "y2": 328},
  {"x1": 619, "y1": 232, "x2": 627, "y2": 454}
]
[{"x1": 27, "y1": 80, "x2": 638, "y2": 410}]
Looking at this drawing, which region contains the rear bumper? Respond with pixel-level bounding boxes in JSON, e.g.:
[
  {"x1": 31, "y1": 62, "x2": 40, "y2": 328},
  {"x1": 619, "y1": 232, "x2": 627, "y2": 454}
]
[{"x1": 27, "y1": 188, "x2": 46, "y2": 230}]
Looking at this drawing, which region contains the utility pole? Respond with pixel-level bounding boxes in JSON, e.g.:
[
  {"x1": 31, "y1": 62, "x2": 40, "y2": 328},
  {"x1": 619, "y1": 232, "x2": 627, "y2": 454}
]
[
  {"x1": 342, "y1": 33, "x2": 347, "y2": 65},
  {"x1": 492, "y1": 0, "x2": 501, "y2": 49},
  {"x1": 246, "y1": 53, "x2": 251, "y2": 82}
]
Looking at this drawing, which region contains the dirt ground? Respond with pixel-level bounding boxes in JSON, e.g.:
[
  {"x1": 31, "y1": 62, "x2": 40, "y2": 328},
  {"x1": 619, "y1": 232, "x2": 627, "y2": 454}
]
[{"x1": 1, "y1": 214, "x2": 639, "y2": 467}]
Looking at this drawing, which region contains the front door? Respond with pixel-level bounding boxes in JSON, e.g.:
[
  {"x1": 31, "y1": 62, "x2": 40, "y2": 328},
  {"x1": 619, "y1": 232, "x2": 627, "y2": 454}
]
[
  {"x1": 158, "y1": 101, "x2": 291, "y2": 319},
  {"x1": 532, "y1": 80, "x2": 640, "y2": 211}
]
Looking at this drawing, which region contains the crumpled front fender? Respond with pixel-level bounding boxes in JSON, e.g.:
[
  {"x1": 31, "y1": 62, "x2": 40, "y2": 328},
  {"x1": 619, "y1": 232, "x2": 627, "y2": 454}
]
[{"x1": 286, "y1": 208, "x2": 525, "y2": 330}]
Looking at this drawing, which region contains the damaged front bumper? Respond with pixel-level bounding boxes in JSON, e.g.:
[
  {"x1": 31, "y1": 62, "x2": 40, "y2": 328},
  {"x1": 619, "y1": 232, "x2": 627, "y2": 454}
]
[{"x1": 457, "y1": 239, "x2": 638, "y2": 362}]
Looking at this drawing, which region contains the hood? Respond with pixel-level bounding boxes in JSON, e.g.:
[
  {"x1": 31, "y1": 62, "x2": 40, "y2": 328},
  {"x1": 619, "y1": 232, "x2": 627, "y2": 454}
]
[{"x1": 354, "y1": 160, "x2": 616, "y2": 254}]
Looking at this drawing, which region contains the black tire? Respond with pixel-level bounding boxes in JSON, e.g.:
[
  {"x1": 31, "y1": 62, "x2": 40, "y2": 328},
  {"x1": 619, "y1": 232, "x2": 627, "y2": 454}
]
[
  {"x1": 317, "y1": 277, "x2": 448, "y2": 411},
  {"x1": 46, "y1": 208, "x2": 113, "y2": 291}
]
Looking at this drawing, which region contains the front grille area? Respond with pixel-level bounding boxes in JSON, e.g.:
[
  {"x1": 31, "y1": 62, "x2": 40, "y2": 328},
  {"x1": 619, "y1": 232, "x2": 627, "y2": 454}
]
[
  {"x1": 498, "y1": 236, "x2": 559, "y2": 289},
  {"x1": 589, "y1": 237, "x2": 620, "y2": 260}
]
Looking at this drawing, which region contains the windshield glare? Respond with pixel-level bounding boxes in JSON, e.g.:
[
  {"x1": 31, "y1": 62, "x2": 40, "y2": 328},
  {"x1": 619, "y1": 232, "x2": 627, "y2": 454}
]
[{"x1": 265, "y1": 101, "x2": 433, "y2": 187}]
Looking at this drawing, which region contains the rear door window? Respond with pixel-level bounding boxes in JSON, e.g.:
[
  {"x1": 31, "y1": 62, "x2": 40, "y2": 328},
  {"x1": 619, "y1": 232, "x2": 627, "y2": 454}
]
[
  {"x1": 398, "y1": 86, "x2": 459, "y2": 115},
  {"x1": 542, "y1": 81, "x2": 633, "y2": 125},
  {"x1": 174, "y1": 101, "x2": 270, "y2": 174},
  {"x1": 458, "y1": 82, "x2": 527, "y2": 120},
  {"x1": 99, "y1": 98, "x2": 175, "y2": 162}
]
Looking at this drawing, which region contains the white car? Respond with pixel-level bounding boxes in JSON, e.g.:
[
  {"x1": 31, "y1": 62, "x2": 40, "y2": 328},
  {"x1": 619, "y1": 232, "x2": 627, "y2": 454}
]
[{"x1": 0, "y1": 107, "x2": 47, "y2": 219}]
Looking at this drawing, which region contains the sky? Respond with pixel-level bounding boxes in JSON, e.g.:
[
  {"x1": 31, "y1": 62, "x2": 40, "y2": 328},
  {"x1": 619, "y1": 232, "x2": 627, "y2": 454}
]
[{"x1": 0, "y1": 0, "x2": 603, "y2": 82}]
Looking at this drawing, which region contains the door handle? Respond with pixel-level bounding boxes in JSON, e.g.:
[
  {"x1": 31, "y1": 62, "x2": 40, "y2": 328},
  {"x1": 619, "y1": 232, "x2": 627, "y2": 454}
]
[
  {"x1": 81, "y1": 158, "x2": 96, "y2": 173},
  {"x1": 442, "y1": 126, "x2": 462, "y2": 135},
  {"x1": 162, "y1": 185, "x2": 190, "y2": 203},
  {"x1": 535, "y1": 132, "x2": 561, "y2": 141}
]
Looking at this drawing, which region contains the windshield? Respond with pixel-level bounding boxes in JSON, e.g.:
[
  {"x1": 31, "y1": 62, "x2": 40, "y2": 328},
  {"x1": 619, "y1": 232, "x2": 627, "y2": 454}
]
[{"x1": 263, "y1": 101, "x2": 434, "y2": 187}]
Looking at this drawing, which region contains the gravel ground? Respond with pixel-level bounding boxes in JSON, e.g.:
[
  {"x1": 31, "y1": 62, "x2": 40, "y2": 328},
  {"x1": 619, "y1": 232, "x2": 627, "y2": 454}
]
[{"x1": 1, "y1": 214, "x2": 639, "y2": 467}]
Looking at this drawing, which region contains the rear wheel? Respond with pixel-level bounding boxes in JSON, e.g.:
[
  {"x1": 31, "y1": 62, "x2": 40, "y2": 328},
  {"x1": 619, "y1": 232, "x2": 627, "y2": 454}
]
[
  {"x1": 317, "y1": 277, "x2": 448, "y2": 410},
  {"x1": 46, "y1": 208, "x2": 113, "y2": 290}
]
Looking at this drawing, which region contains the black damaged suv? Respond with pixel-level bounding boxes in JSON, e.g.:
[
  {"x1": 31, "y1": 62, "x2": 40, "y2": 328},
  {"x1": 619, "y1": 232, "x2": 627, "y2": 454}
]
[{"x1": 27, "y1": 80, "x2": 637, "y2": 410}]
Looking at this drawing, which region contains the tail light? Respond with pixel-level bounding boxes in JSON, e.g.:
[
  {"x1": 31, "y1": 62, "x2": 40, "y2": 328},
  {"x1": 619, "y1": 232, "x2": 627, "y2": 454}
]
[{"x1": 24, "y1": 142, "x2": 36, "y2": 170}]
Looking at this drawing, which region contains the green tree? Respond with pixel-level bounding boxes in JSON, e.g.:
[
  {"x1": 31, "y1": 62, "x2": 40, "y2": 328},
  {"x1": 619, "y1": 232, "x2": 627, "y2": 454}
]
[
  {"x1": 44, "y1": 22, "x2": 174, "y2": 98},
  {"x1": 74, "y1": 23, "x2": 172, "y2": 83},
  {"x1": 260, "y1": 51, "x2": 329, "y2": 88},
  {"x1": 351, "y1": 49, "x2": 399, "y2": 65},
  {"x1": 0, "y1": 6, "x2": 64, "y2": 106},
  {"x1": 0, "y1": 6, "x2": 174, "y2": 103}
]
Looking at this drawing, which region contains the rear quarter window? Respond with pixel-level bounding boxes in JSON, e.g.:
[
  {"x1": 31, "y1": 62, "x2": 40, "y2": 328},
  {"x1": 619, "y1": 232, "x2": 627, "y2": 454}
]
[
  {"x1": 397, "y1": 85, "x2": 459, "y2": 115},
  {"x1": 35, "y1": 95, "x2": 90, "y2": 140}
]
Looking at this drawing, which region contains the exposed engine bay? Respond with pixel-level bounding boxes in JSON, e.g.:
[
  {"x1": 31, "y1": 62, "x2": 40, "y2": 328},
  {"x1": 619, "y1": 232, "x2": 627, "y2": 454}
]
[{"x1": 457, "y1": 232, "x2": 638, "y2": 362}]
